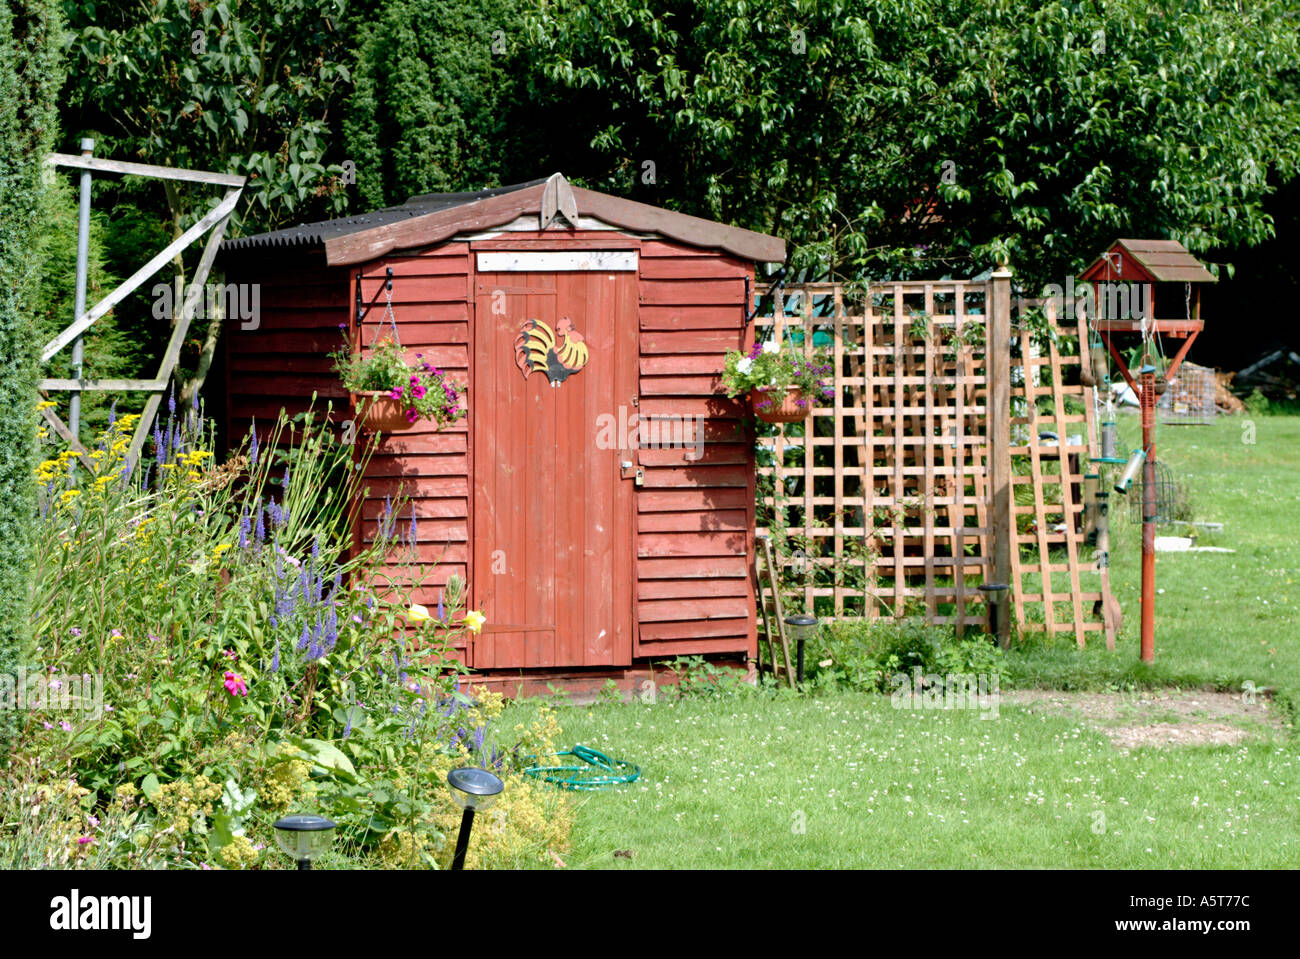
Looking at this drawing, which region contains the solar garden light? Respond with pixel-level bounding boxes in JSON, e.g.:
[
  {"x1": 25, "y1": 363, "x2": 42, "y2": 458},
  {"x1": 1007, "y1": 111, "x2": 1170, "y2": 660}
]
[
  {"x1": 783, "y1": 613, "x2": 818, "y2": 684},
  {"x1": 272, "y1": 814, "x2": 336, "y2": 870},
  {"x1": 977, "y1": 583, "x2": 1010, "y2": 641},
  {"x1": 447, "y1": 767, "x2": 504, "y2": 871}
]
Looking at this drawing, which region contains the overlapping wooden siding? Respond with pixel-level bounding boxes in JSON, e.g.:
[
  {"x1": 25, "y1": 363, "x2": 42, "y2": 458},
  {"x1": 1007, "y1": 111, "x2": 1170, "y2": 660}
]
[
  {"x1": 634, "y1": 239, "x2": 756, "y2": 659},
  {"x1": 224, "y1": 264, "x2": 350, "y2": 433},
  {"x1": 353, "y1": 245, "x2": 473, "y2": 624}
]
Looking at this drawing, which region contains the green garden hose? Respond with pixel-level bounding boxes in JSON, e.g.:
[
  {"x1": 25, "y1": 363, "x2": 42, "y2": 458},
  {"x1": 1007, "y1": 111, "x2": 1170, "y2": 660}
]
[{"x1": 523, "y1": 744, "x2": 640, "y2": 791}]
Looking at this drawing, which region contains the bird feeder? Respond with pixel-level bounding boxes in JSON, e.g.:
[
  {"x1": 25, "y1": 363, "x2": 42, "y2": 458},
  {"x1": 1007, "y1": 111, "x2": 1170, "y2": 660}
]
[{"x1": 1077, "y1": 239, "x2": 1216, "y2": 662}]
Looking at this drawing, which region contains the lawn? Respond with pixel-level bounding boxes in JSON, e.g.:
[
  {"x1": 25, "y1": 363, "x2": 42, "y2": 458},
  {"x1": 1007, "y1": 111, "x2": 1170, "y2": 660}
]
[
  {"x1": 1008, "y1": 410, "x2": 1300, "y2": 709},
  {"x1": 505, "y1": 412, "x2": 1300, "y2": 869}
]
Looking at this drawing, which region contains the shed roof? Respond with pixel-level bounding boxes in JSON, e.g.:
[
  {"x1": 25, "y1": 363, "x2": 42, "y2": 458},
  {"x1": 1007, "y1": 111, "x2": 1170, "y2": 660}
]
[
  {"x1": 1078, "y1": 238, "x2": 1217, "y2": 284},
  {"x1": 223, "y1": 173, "x2": 786, "y2": 265}
]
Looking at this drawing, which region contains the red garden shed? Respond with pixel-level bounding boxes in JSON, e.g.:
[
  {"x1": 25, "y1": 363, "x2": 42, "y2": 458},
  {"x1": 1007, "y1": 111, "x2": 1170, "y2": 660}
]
[{"x1": 219, "y1": 174, "x2": 785, "y2": 695}]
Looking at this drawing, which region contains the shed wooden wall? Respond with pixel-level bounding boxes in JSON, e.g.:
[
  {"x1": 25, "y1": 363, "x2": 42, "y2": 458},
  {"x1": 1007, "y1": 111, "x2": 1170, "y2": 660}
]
[
  {"x1": 225, "y1": 230, "x2": 757, "y2": 672},
  {"x1": 633, "y1": 239, "x2": 756, "y2": 661}
]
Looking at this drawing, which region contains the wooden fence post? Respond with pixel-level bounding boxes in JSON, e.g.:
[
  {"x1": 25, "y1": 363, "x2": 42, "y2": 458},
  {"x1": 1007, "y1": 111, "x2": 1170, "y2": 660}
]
[{"x1": 988, "y1": 265, "x2": 1014, "y2": 647}]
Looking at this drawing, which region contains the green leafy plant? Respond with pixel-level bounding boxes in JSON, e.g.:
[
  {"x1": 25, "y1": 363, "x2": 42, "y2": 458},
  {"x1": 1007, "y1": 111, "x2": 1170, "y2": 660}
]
[
  {"x1": 722, "y1": 338, "x2": 834, "y2": 408},
  {"x1": 332, "y1": 335, "x2": 467, "y2": 428}
]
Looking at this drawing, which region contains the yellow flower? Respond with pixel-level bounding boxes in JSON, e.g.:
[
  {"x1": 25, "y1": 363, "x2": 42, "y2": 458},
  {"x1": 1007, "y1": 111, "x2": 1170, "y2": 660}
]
[
  {"x1": 36, "y1": 400, "x2": 56, "y2": 411},
  {"x1": 407, "y1": 603, "x2": 432, "y2": 623},
  {"x1": 58, "y1": 489, "x2": 81, "y2": 507},
  {"x1": 462, "y1": 610, "x2": 486, "y2": 634},
  {"x1": 212, "y1": 543, "x2": 232, "y2": 561}
]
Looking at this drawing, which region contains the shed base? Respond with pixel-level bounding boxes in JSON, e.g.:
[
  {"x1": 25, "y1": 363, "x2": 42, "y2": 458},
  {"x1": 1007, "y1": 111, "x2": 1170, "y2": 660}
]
[{"x1": 462, "y1": 659, "x2": 754, "y2": 703}]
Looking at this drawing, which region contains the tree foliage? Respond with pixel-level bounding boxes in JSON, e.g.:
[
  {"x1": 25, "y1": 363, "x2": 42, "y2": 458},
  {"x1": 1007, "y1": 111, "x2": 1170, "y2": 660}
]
[
  {"x1": 0, "y1": 0, "x2": 64, "y2": 758},
  {"x1": 61, "y1": 0, "x2": 358, "y2": 234},
  {"x1": 344, "y1": 0, "x2": 525, "y2": 210},
  {"x1": 524, "y1": 0, "x2": 1300, "y2": 286}
]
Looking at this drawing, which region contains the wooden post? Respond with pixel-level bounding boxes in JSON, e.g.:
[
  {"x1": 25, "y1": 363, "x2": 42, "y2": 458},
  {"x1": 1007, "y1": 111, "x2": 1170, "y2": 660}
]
[
  {"x1": 987, "y1": 266, "x2": 1014, "y2": 646},
  {"x1": 1140, "y1": 365, "x2": 1157, "y2": 662}
]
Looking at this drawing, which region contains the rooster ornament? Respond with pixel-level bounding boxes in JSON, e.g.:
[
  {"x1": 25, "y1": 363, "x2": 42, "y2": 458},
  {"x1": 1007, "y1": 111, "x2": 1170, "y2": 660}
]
[{"x1": 514, "y1": 317, "x2": 589, "y2": 387}]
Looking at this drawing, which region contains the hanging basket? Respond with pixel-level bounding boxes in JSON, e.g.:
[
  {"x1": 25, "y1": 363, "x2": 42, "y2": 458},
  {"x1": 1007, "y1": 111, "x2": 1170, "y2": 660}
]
[
  {"x1": 750, "y1": 386, "x2": 810, "y2": 423},
  {"x1": 354, "y1": 391, "x2": 415, "y2": 432}
]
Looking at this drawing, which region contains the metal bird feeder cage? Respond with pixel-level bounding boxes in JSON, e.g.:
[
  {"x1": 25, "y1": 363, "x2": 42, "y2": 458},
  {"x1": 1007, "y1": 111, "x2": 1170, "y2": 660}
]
[
  {"x1": 1125, "y1": 459, "x2": 1183, "y2": 525},
  {"x1": 1158, "y1": 360, "x2": 1216, "y2": 426}
]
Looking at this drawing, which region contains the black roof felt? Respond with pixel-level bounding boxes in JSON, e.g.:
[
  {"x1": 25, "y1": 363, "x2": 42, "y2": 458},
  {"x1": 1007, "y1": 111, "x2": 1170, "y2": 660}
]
[{"x1": 221, "y1": 178, "x2": 549, "y2": 252}]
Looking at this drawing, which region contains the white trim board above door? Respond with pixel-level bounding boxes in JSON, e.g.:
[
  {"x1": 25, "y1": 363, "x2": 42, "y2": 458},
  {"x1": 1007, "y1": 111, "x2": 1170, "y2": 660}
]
[{"x1": 474, "y1": 250, "x2": 639, "y2": 272}]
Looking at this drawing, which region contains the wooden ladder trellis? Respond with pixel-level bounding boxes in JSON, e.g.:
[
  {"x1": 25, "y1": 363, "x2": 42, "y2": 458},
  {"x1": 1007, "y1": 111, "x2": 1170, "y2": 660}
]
[
  {"x1": 39, "y1": 151, "x2": 245, "y2": 466},
  {"x1": 1007, "y1": 299, "x2": 1117, "y2": 648}
]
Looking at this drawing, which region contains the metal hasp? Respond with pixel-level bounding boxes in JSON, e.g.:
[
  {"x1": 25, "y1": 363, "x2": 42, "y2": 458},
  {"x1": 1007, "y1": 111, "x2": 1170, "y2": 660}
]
[{"x1": 1077, "y1": 239, "x2": 1217, "y2": 663}]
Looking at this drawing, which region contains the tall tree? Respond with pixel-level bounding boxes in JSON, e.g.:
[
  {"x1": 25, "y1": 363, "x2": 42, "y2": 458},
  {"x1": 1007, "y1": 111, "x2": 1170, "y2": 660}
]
[
  {"x1": 524, "y1": 0, "x2": 1300, "y2": 287},
  {"x1": 344, "y1": 0, "x2": 526, "y2": 209},
  {"x1": 0, "y1": 0, "x2": 64, "y2": 758},
  {"x1": 59, "y1": 0, "x2": 362, "y2": 401}
]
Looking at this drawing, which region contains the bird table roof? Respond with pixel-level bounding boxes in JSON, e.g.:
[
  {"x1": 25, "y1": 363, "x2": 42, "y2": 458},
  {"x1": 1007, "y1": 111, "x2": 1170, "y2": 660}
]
[{"x1": 1078, "y1": 239, "x2": 1217, "y2": 284}]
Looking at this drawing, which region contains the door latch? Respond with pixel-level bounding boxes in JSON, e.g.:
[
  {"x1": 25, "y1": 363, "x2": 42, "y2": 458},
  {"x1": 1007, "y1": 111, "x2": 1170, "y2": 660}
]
[{"x1": 620, "y1": 461, "x2": 644, "y2": 486}]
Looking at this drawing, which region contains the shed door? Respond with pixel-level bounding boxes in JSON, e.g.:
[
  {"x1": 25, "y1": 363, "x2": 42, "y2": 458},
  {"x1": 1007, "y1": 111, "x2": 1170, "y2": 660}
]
[{"x1": 471, "y1": 269, "x2": 639, "y2": 669}]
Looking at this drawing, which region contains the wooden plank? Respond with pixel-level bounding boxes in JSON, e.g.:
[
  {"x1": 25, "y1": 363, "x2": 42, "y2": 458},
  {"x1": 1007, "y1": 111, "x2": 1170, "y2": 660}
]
[
  {"x1": 43, "y1": 189, "x2": 241, "y2": 362},
  {"x1": 46, "y1": 152, "x2": 246, "y2": 187},
  {"x1": 40, "y1": 378, "x2": 166, "y2": 392},
  {"x1": 987, "y1": 268, "x2": 1014, "y2": 645}
]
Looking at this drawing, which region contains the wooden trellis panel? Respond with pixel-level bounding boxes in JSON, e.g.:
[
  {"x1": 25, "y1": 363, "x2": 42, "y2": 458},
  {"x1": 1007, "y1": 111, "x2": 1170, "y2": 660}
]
[
  {"x1": 754, "y1": 279, "x2": 994, "y2": 631},
  {"x1": 1007, "y1": 300, "x2": 1116, "y2": 647}
]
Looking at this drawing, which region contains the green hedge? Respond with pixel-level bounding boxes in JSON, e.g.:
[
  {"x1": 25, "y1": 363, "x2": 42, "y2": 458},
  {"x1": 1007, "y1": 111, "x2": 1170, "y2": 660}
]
[{"x1": 0, "y1": 0, "x2": 63, "y2": 758}]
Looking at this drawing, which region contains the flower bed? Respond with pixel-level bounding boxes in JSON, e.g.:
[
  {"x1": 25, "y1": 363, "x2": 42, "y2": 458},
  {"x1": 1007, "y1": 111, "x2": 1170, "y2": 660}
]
[{"x1": 7, "y1": 398, "x2": 569, "y2": 869}]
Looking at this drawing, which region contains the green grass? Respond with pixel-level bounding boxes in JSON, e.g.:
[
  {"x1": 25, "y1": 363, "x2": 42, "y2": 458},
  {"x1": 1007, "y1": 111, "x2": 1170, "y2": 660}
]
[
  {"x1": 520, "y1": 694, "x2": 1295, "y2": 868},
  {"x1": 501, "y1": 413, "x2": 1300, "y2": 868},
  {"x1": 1006, "y1": 412, "x2": 1300, "y2": 717}
]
